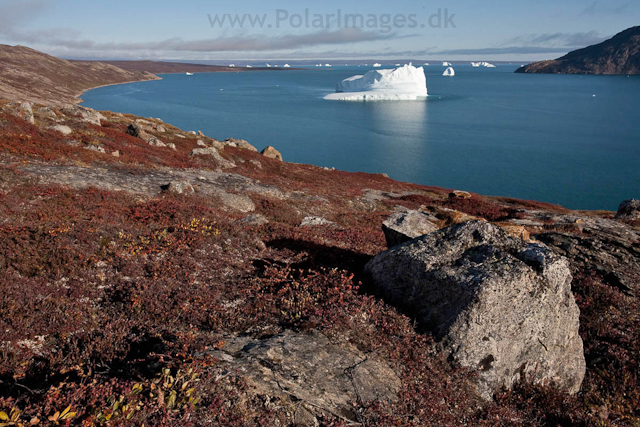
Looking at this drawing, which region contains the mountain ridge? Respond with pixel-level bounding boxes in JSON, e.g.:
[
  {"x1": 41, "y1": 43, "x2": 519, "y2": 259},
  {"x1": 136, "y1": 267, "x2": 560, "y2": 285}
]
[{"x1": 516, "y1": 26, "x2": 640, "y2": 74}]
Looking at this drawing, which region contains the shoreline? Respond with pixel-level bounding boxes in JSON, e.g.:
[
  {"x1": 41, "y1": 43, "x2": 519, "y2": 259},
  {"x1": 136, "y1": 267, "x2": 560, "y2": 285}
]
[{"x1": 74, "y1": 75, "x2": 163, "y2": 104}]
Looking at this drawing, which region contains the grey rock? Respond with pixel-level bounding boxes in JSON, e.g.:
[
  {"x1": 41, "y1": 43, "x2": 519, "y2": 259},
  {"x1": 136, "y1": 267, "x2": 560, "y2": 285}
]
[
  {"x1": 147, "y1": 136, "x2": 166, "y2": 147},
  {"x1": 382, "y1": 210, "x2": 439, "y2": 247},
  {"x1": 197, "y1": 130, "x2": 205, "y2": 137},
  {"x1": 37, "y1": 106, "x2": 58, "y2": 120},
  {"x1": 196, "y1": 139, "x2": 207, "y2": 147},
  {"x1": 84, "y1": 144, "x2": 106, "y2": 154},
  {"x1": 449, "y1": 190, "x2": 473, "y2": 199},
  {"x1": 213, "y1": 331, "x2": 400, "y2": 425},
  {"x1": 80, "y1": 108, "x2": 106, "y2": 126},
  {"x1": 261, "y1": 145, "x2": 283, "y2": 161},
  {"x1": 18, "y1": 102, "x2": 35, "y2": 124},
  {"x1": 190, "y1": 147, "x2": 236, "y2": 169},
  {"x1": 225, "y1": 138, "x2": 258, "y2": 152},
  {"x1": 214, "y1": 191, "x2": 255, "y2": 213},
  {"x1": 301, "y1": 216, "x2": 334, "y2": 227},
  {"x1": 616, "y1": 199, "x2": 640, "y2": 220},
  {"x1": 49, "y1": 125, "x2": 73, "y2": 136},
  {"x1": 237, "y1": 213, "x2": 269, "y2": 226},
  {"x1": 163, "y1": 180, "x2": 195, "y2": 195},
  {"x1": 126, "y1": 123, "x2": 142, "y2": 138},
  {"x1": 365, "y1": 220, "x2": 586, "y2": 400}
]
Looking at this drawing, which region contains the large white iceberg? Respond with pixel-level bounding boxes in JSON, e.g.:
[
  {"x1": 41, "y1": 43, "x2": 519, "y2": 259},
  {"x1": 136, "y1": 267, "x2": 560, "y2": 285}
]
[{"x1": 324, "y1": 64, "x2": 428, "y2": 101}]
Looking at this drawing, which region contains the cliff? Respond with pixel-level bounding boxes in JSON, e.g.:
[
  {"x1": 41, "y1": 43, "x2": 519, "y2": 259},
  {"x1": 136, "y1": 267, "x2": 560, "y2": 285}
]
[{"x1": 516, "y1": 26, "x2": 640, "y2": 75}]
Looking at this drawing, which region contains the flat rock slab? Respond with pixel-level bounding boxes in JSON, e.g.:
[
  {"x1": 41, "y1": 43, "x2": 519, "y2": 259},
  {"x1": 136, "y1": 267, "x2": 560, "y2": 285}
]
[
  {"x1": 16, "y1": 164, "x2": 285, "y2": 212},
  {"x1": 366, "y1": 220, "x2": 586, "y2": 400},
  {"x1": 209, "y1": 331, "x2": 400, "y2": 425}
]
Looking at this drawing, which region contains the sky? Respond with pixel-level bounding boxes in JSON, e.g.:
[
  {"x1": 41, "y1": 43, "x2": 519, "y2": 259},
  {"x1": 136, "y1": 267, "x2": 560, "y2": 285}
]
[{"x1": 0, "y1": 0, "x2": 637, "y2": 62}]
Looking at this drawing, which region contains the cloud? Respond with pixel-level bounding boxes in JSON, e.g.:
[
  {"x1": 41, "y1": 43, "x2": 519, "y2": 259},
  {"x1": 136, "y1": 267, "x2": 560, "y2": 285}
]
[
  {"x1": 70, "y1": 29, "x2": 399, "y2": 52},
  {"x1": 0, "y1": 0, "x2": 399, "y2": 54},
  {"x1": 429, "y1": 46, "x2": 575, "y2": 56},
  {"x1": 580, "y1": 1, "x2": 630, "y2": 15},
  {"x1": 503, "y1": 32, "x2": 607, "y2": 48}
]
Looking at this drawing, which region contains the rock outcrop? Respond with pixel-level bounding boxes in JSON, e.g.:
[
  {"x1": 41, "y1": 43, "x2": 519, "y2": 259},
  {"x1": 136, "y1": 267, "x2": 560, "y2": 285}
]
[
  {"x1": 366, "y1": 220, "x2": 586, "y2": 400},
  {"x1": 616, "y1": 199, "x2": 640, "y2": 220}
]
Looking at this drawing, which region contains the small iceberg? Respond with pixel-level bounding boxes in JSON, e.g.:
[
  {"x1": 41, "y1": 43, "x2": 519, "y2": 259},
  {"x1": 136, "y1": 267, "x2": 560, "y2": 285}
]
[
  {"x1": 443, "y1": 61, "x2": 452, "y2": 66},
  {"x1": 228, "y1": 64, "x2": 235, "y2": 68},
  {"x1": 283, "y1": 64, "x2": 291, "y2": 68},
  {"x1": 246, "y1": 65, "x2": 253, "y2": 68},
  {"x1": 373, "y1": 63, "x2": 382, "y2": 68},
  {"x1": 471, "y1": 62, "x2": 481, "y2": 67},
  {"x1": 325, "y1": 64, "x2": 332, "y2": 67},
  {"x1": 443, "y1": 67, "x2": 455, "y2": 76},
  {"x1": 324, "y1": 64, "x2": 427, "y2": 101},
  {"x1": 266, "y1": 63, "x2": 272, "y2": 68},
  {"x1": 423, "y1": 62, "x2": 430, "y2": 66},
  {"x1": 185, "y1": 72, "x2": 194, "y2": 76}
]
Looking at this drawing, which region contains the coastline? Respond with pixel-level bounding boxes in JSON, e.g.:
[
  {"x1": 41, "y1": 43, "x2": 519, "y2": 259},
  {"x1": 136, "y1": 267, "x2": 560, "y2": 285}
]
[{"x1": 74, "y1": 74, "x2": 163, "y2": 104}]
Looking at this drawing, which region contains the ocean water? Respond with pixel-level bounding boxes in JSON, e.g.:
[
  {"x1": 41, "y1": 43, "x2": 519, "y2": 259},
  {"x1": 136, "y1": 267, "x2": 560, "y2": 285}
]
[{"x1": 81, "y1": 65, "x2": 640, "y2": 210}]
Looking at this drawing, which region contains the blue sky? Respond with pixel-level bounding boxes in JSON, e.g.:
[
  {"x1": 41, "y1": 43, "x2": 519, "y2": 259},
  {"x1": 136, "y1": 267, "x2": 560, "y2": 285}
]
[{"x1": 0, "y1": 0, "x2": 637, "y2": 61}]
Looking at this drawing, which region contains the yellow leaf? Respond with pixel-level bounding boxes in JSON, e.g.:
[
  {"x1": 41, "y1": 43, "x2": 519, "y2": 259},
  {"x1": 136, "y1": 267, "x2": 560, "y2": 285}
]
[
  {"x1": 48, "y1": 411, "x2": 60, "y2": 422},
  {"x1": 60, "y1": 412, "x2": 76, "y2": 421},
  {"x1": 0, "y1": 413, "x2": 8, "y2": 421}
]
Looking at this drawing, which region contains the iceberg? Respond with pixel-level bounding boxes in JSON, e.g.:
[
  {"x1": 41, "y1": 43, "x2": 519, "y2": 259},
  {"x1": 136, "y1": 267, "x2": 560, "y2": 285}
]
[
  {"x1": 324, "y1": 64, "x2": 427, "y2": 101},
  {"x1": 443, "y1": 61, "x2": 452, "y2": 66},
  {"x1": 283, "y1": 64, "x2": 291, "y2": 68},
  {"x1": 443, "y1": 67, "x2": 455, "y2": 76},
  {"x1": 373, "y1": 63, "x2": 382, "y2": 68},
  {"x1": 471, "y1": 62, "x2": 481, "y2": 67}
]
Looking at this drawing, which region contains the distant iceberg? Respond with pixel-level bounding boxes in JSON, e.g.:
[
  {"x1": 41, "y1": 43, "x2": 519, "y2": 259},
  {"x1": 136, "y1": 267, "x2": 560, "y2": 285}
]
[
  {"x1": 324, "y1": 64, "x2": 427, "y2": 101},
  {"x1": 283, "y1": 64, "x2": 290, "y2": 68},
  {"x1": 373, "y1": 63, "x2": 382, "y2": 68},
  {"x1": 443, "y1": 61, "x2": 452, "y2": 66},
  {"x1": 443, "y1": 67, "x2": 455, "y2": 76},
  {"x1": 471, "y1": 62, "x2": 481, "y2": 67}
]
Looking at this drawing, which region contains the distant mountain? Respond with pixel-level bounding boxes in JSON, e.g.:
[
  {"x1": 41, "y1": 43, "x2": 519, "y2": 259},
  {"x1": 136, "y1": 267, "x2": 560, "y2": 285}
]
[
  {"x1": 516, "y1": 26, "x2": 640, "y2": 75},
  {"x1": 0, "y1": 45, "x2": 158, "y2": 105}
]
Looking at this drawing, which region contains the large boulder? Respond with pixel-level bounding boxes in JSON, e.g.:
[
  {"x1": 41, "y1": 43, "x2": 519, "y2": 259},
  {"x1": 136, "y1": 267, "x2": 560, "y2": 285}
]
[
  {"x1": 382, "y1": 210, "x2": 439, "y2": 247},
  {"x1": 616, "y1": 199, "x2": 640, "y2": 220},
  {"x1": 365, "y1": 220, "x2": 585, "y2": 400}
]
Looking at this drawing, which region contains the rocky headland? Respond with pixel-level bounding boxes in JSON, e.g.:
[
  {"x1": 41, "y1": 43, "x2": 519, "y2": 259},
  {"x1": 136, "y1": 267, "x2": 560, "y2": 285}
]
[{"x1": 516, "y1": 26, "x2": 640, "y2": 75}]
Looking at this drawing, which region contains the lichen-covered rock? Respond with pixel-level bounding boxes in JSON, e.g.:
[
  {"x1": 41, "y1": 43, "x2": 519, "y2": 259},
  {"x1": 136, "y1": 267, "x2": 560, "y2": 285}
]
[
  {"x1": 261, "y1": 145, "x2": 283, "y2": 161},
  {"x1": 209, "y1": 331, "x2": 401, "y2": 425},
  {"x1": 382, "y1": 210, "x2": 438, "y2": 247},
  {"x1": 616, "y1": 199, "x2": 640, "y2": 220},
  {"x1": 365, "y1": 220, "x2": 586, "y2": 400},
  {"x1": 449, "y1": 190, "x2": 472, "y2": 199}
]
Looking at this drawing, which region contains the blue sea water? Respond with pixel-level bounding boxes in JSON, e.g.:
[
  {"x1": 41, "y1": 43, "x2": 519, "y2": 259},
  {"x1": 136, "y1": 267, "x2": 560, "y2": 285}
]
[{"x1": 81, "y1": 65, "x2": 640, "y2": 210}]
